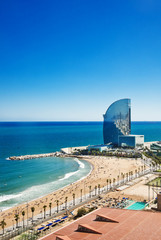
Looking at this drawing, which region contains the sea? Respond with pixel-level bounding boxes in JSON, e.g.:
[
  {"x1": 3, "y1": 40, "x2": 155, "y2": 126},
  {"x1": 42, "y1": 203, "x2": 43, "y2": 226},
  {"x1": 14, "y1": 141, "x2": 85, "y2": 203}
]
[{"x1": 0, "y1": 121, "x2": 161, "y2": 211}]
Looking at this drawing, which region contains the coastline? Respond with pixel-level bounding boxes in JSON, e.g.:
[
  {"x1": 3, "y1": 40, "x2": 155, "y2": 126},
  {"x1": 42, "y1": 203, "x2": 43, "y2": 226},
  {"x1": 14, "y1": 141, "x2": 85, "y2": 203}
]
[
  {"x1": 0, "y1": 155, "x2": 144, "y2": 230},
  {"x1": 0, "y1": 157, "x2": 92, "y2": 211}
]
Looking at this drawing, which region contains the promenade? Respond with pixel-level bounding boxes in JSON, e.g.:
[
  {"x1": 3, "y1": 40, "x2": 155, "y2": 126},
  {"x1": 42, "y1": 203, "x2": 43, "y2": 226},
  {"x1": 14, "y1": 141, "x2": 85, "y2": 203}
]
[{"x1": 0, "y1": 155, "x2": 149, "y2": 239}]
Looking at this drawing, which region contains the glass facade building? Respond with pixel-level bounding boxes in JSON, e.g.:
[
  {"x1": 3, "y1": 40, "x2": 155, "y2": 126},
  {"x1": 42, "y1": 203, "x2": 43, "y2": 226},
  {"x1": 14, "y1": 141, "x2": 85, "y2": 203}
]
[{"x1": 103, "y1": 99, "x2": 131, "y2": 145}]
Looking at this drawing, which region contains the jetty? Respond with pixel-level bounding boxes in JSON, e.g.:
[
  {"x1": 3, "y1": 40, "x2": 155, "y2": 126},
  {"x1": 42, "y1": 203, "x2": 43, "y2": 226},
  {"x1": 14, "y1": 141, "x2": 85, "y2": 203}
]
[
  {"x1": 8, "y1": 146, "x2": 88, "y2": 160},
  {"x1": 9, "y1": 151, "x2": 65, "y2": 160}
]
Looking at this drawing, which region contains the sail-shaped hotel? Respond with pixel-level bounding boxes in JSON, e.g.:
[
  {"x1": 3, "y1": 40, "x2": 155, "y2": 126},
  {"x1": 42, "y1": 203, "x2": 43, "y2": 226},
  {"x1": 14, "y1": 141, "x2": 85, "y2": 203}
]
[
  {"x1": 102, "y1": 98, "x2": 144, "y2": 148},
  {"x1": 103, "y1": 98, "x2": 131, "y2": 146},
  {"x1": 88, "y1": 98, "x2": 144, "y2": 151}
]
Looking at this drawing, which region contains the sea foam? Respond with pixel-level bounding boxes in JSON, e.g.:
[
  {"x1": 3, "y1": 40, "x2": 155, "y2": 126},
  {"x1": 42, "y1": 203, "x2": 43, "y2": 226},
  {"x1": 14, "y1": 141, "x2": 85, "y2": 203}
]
[
  {"x1": 74, "y1": 158, "x2": 85, "y2": 168},
  {"x1": 0, "y1": 159, "x2": 88, "y2": 209},
  {"x1": 0, "y1": 193, "x2": 22, "y2": 203}
]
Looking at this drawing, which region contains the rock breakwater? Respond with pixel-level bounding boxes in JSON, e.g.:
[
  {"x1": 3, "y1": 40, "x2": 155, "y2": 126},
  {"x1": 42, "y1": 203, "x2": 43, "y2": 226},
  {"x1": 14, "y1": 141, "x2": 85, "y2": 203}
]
[{"x1": 9, "y1": 151, "x2": 65, "y2": 160}]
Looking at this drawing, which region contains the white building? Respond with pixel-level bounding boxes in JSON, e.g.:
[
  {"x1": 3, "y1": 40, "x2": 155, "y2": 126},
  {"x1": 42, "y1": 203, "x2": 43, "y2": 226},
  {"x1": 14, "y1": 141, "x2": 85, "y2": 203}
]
[
  {"x1": 88, "y1": 144, "x2": 111, "y2": 152},
  {"x1": 118, "y1": 135, "x2": 144, "y2": 148}
]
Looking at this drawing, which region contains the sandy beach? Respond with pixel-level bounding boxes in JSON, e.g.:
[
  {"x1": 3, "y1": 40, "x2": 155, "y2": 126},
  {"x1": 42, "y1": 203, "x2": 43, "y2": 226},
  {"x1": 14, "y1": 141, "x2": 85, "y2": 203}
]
[{"x1": 0, "y1": 156, "x2": 144, "y2": 229}]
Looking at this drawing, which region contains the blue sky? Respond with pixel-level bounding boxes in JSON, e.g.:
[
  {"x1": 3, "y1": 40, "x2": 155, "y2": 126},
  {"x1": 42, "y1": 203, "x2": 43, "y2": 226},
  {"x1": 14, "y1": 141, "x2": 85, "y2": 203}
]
[{"x1": 0, "y1": 0, "x2": 161, "y2": 121}]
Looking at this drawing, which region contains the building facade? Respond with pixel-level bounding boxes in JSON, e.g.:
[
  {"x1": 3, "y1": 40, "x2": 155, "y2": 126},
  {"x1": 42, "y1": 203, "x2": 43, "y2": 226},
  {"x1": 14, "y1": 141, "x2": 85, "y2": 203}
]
[
  {"x1": 118, "y1": 135, "x2": 144, "y2": 148},
  {"x1": 103, "y1": 98, "x2": 131, "y2": 145},
  {"x1": 150, "y1": 142, "x2": 161, "y2": 151},
  {"x1": 88, "y1": 144, "x2": 111, "y2": 152}
]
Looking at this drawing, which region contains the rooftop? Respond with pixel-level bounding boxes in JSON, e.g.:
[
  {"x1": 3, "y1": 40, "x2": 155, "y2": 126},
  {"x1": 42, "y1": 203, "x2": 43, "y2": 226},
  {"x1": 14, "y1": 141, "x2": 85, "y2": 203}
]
[
  {"x1": 119, "y1": 134, "x2": 144, "y2": 137},
  {"x1": 42, "y1": 208, "x2": 161, "y2": 240}
]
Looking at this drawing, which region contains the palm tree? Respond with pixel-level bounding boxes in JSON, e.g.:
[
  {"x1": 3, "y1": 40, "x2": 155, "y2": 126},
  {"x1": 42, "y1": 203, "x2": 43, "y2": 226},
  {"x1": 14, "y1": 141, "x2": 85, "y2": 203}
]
[
  {"x1": 117, "y1": 175, "x2": 120, "y2": 186},
  {"x1": 106, "y1": 179, "x2": 109, "y2": 191},
  {"x1": 31, "y1": 207, "x2": 35, "y2": 224},
  {"x1": 89, "y1": 186, "x2": 91, "y2": 198},
  {"x1": 126, "y1": 173, "x2": 128, "y2": 182},
  {"x1": 0, "y1": 219, "x2": 6, "y2": 235},
  {"x1": 109, "y1": 179, "x2": 111, "y2": 189},
  {"x1": 21, "y1": 211, "x2": 25, "y2": 228},
  {"x1": 121, "y1": 172, "x2": 123, "y2": 184},
  {"x1": 49, "y1": 202, "x2": 52, "y2": 216},
  {"x1": 98, "y1": 184, "x2": 100, "y2": 195},
  {"x1": 129, "y1": 171, "x2": 131, "y2": 181},
  {"x1": 72, "y1": 193, "x2": 75, "y2": 206},
  {"x1": 55, "y1": 200, "x2": 59, "y2": 213},
  {"x1": 95, "y1": 185, "x2": 97, "y2": 196},
  {"x1": 65, "y1": 197, "x2": 68, "y2": 209},
  {"x1": 143, "y1": 164, "x2": 146, "y2": 173},
  {"x1": 80, "y1": 189, "x2": 83, "y2": 202},
  {"x1": 113, "y1": 178, "x2": 116, "y2": 188},
  {"x1": 14, "y1": 214, "x2": 19, "y2": 228},
  {"x1": 43, "y1": 205, "x2": 47, "y2": 219}
]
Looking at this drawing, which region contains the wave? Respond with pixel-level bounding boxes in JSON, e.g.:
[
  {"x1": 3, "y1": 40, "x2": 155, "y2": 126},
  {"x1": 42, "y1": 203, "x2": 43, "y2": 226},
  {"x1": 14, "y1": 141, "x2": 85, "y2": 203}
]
[
  {"x1": 58, "y1": 169, "x2": 80, "y2": 181},
  {"x1": 0, "y1": 193, "x2": 22, "y2": 203},
  {"x1": 0, "y1": 168, "x2": 83, "y2": 205},
  {"x1": 74, "y1": 158, "x2": 85, "y2": 168},
  {"x1": 0, "y1": 158, "x2": 90, "y2": 211}
]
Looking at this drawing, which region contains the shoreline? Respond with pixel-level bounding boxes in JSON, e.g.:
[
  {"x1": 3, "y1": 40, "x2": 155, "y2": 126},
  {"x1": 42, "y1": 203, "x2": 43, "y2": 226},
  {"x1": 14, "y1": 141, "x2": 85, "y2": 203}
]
[
  {"x1": 0, "y1": 157, "x2": 92, "y2": 212},
  {"x1": 7, "y1": 140, "x2": 159, "y2": 161},
  {"x1": 0, "y1": 155, "x2": 144, "y2": 230}
]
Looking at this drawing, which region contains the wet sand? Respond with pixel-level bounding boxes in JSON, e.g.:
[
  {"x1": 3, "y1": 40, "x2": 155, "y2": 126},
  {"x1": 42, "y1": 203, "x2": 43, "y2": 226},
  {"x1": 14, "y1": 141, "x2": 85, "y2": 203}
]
[{"x1": 0, "y1": 156, "x2": 144, "y2": 229}]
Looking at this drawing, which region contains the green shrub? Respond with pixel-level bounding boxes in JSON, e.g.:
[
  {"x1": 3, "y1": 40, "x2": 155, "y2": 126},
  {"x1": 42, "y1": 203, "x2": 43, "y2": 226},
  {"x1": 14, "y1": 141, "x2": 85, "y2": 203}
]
[{"x1": 74, "y1": 207, "x2": 87, "y2": 219}]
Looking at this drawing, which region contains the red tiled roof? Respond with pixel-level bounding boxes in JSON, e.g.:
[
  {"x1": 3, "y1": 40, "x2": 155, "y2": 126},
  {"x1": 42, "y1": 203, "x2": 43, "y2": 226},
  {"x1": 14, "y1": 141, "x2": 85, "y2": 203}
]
[
  {"x1": 42, "y1": 208, "x2": 161, "y2": 240},
  {"x1": 95, "y1": 214, "x2": 119, "y2": 223},
  {"x1": 56, "y1": 235, "x2": 71, "y2": 240},
  {"x1": 77, "y1": 224, "x2": 102, "y2": 234}
]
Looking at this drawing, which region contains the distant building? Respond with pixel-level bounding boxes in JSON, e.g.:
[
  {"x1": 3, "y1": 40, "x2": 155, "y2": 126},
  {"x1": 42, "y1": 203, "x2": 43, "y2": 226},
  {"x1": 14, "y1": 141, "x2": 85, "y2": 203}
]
[
  {"x1": 150, "y1": 141, "x2": 161, "y2": 151},
  {"x1": 88, "y1": 144, "x2": 112, "y2": 152},
  {"x1": 119, "y1": 135, "x2": 144, "y2": 148},
  {"x1": 103, "y1": 98, "x2": 131, "y2": 145}
]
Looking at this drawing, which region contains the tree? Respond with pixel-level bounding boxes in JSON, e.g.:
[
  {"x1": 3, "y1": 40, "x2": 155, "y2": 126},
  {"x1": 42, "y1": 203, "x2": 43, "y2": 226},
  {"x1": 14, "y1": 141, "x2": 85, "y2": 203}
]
[
  {"x1": 76, "y1": 207, "x2": 87, "y2": 218},
  {"x1": 117, "y1": 175, "x2": 120, "y2": 185},
  {"x1": 80, "y1": 189, "x2": 83, "y2": 202},
  {"x1": 106, "y1": 179, "x2": 109, "y2": 191},
  {"x1": 0, "y1": 219, "x2": 6, "y2": 235},
  {"x1": 89, "y1": 186, "x2": 92, "y2": 198},
  {"x1": 143, "y1": 164, "x2": 146, "y2": 173},
  {"x1": 14, "y1": 214, "x2": 19, "y2": 228},
  {"x1": 95, "y1": 185, "x2": 97, "y2": 195},
  {"x1": 113, "y1": 178, "x2": 116, "y2": 188},
  {"x1": 126, "y1": 173, "x2": 128, "y2": 182},
  {"x1": 43, "y1": 205, "x2": 47, "y2": 219},
  {"x1": 72, "y1": 193, "x2": 75, "y2": 206},
  {"x1": 49, "y1": 202, "x2": 52, "y2": 216},
  {"x1": 17, "y1": 233, "x2": 37, "y2": 240},
  {"x1": 55, "y1": 200, "x2": 59, "y2": 213},
  {"x1": 21, "y1": 211, "x2": 25, "y2": 228},
  {"x1": 121, "y1": 173, "x2": 123, "y2": 184},
  {"x1": 109, "y1": 180, "x2": 111, "y2": 189},
  {"x1": 31, "y1": 207, "x2": 35, "y2": 224},
  {"x1": 129, "y1": 171, "x2": 131, "y2": 180},
  {"x1": 98, "y1": 184, "x2": 100, "y2": 195},
  {"x1": 65, "y1": 197, "x2": 68, "y2": 210}
]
